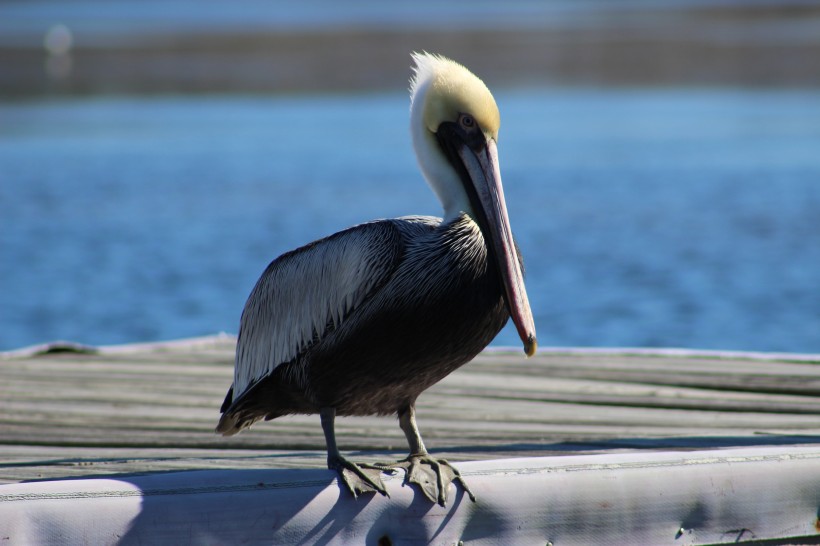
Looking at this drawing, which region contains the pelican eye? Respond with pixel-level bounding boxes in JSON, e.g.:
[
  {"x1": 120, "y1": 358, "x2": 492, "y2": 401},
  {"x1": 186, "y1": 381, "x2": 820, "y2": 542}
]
[{"x1": 459, "y1": 113, "x2": 476, "y2": 131}]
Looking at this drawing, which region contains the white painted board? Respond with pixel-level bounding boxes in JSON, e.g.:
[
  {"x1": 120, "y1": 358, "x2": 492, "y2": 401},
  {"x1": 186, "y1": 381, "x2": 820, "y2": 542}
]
[{"x1": 2, "y1": 446, "x2": 819, "y2": 545}]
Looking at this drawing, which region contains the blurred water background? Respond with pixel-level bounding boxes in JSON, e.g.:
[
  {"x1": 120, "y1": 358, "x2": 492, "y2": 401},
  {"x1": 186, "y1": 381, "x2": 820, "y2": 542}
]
[{"x1": 1, "y1": 1, "x2": 819, "y2": 353}]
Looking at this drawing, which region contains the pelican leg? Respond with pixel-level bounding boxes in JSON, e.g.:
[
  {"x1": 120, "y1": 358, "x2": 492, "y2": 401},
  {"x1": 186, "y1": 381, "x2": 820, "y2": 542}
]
[
  {"x1": 320, "y1": 407, "x2": 388, "y2": 498},
  {"x1": 378, "y1": 404, "x2": 476, "y2": 506}
]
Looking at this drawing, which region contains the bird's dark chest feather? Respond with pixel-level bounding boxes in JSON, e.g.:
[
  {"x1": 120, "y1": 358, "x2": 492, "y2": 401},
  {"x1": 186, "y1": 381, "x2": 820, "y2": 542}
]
[{"x1": 305, "y1": 216, "x2": 509, "y2": 415}]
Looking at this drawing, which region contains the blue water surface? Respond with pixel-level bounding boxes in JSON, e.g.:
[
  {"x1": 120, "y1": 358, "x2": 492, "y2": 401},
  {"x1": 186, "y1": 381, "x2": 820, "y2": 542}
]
[{"x1": 1, "y1": 89, "x2": 819, "y2": 352}]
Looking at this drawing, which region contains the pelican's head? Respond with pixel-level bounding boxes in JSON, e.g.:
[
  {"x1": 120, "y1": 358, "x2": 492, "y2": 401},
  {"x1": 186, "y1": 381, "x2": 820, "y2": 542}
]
[{"x1": 409, "y1": 52, "x2": 537, "y2": 357}]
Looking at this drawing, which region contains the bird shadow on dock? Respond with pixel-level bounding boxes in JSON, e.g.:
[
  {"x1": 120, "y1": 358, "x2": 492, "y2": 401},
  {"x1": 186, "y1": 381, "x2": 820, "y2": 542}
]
[
  {"x1": 107, "y1": 467, "x2": 375, "y2": 545},
  {"x1": 89, "y1": 466, "x2": 475, "y2": 546}
]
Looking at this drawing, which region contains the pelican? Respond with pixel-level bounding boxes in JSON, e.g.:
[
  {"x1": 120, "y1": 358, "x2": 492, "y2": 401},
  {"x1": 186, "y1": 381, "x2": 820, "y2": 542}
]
[{"x1": 217, "y1": 52, "x2": 536, "y2": 506}]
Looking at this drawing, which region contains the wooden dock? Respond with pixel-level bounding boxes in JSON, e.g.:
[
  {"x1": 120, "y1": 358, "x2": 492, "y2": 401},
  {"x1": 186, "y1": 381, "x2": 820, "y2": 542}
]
[{"x1": 2, "y1": 335, "x2": 820, "y2": 544}]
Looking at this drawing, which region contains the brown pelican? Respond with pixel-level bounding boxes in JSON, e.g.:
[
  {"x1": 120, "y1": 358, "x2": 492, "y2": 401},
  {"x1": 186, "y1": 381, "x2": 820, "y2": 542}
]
[{"x1": 216, "y1": 52, "x2": 536, "y2": 506}]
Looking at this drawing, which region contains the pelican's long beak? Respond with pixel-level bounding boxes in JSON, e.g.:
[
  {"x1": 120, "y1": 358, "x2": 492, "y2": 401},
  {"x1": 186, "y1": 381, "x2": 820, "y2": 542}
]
[{"x1": 458, "y1": 139, "x2": 537, "y2": 356}]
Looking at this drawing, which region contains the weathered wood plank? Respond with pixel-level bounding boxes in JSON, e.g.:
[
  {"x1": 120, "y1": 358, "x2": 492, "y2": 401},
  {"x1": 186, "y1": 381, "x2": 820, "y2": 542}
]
[{"x1": 1, "y1": 336, "x2": 819, "y2": 485}]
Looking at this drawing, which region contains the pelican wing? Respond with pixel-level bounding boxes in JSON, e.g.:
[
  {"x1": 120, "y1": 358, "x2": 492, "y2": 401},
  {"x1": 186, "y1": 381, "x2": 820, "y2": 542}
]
[{"x1": 230, "y1": 220, "x2": 404, "y2": 401}]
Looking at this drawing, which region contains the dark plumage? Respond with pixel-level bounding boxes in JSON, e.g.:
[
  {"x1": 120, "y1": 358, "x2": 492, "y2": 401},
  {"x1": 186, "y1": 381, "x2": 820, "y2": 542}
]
[{"x1": 219, "y1": 215, "x2": 508, "y2": 425}]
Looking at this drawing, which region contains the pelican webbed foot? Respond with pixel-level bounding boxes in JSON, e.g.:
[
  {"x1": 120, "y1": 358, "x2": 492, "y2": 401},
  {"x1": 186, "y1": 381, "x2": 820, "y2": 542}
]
[
  {"x1": 329, "y1": 454, "x2": 389, "y2": 499},
  {"x1": 377, "y1": 454, "x2": 476, "y2": 506}
]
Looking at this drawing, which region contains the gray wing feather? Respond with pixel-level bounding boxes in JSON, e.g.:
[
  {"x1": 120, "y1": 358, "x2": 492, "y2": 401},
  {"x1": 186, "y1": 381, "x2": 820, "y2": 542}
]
[{"x1": 231, "y1": 221, "x2": 404, "y2": 400}]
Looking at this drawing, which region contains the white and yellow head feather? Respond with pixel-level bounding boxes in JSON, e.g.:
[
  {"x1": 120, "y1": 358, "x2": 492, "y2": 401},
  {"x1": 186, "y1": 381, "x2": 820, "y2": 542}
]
[{"x1": 409, "y1": 52, "x2": 501, "y2": 219}]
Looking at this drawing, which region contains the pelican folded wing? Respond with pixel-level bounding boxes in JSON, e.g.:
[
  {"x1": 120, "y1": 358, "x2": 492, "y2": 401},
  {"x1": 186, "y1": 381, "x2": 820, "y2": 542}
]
[{"x1": 231, "y1": 221, "x2": 404, "y2": 403}]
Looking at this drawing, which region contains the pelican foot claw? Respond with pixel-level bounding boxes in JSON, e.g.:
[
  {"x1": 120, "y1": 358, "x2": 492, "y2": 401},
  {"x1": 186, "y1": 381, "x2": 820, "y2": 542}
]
[
  {"x1": 329, "y1": 455, "x2": 389, "y2": 499},
  {"x1": 377, "y1": 455, "x2": 476, "y2": 506}
]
